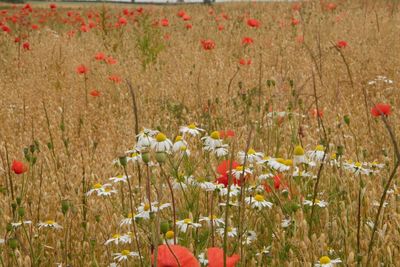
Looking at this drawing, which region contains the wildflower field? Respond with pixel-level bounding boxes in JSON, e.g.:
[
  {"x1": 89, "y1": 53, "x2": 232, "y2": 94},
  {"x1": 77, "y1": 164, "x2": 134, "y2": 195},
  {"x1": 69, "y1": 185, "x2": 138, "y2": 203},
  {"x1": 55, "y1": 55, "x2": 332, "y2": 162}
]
[{"x1": 0, "y1": 0, "x2": 400, "y2": 266}]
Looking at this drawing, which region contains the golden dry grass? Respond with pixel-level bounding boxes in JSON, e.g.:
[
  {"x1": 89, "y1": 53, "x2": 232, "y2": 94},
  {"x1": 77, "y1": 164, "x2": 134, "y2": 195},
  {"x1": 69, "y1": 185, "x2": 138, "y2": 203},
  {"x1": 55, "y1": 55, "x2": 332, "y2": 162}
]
[{"x1": 0, "y1": 0, "x2": 400, "y2": 266}]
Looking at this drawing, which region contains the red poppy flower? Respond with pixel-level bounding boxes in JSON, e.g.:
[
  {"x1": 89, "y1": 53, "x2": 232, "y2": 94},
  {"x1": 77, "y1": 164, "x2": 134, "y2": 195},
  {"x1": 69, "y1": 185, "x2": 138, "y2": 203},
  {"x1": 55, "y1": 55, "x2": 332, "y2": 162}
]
[
  {"x1": 218, "y1": 25, "x2": 224, "y2": 31},
  {"x1": 177, "y1": 10, "x2": 186, "y2": 17},
  {"x1": 216, "y1": 174, "x2": 240, "y2": 187},
  {"x1": 76, "y1": 64, "x2": 88, "y2": 75},
  {"x1": 90, "y1": 89, "x2": 101, "y2": 97},
  {"x1": 273, "y1": 174, "x2": 281, "y2": 189},
  {"x1": 201, "y1": 39, "x2": 215, "y2": 50},
  {"x1": 106, "y1": 56, "x2": 117, "y2": 65},
  {"x1": 219, "y1": 130, "x2": 235, "y2": 139},
  {"x1": 2, "y1": 25, "x2": 11, "y2": 33},
  {"x1": 292, "y1": 3, "x2": 301, "y2": 11},
  {"x1": 161, "y1": 18, "x2": 169, "y2": 27},
  {"x1": 14, "y1": 37, "x2": 20, "y2": 43},
  {"x1": 80, "y1": 24, "x2": 89, "y2": 32},
  {"x1": 207, "y1": 247, "x2": 240, "y2": 267},
  {"x1": 247, "y1": 18, "x2": 260, "y2": 28},
  {"x1": 242, "y1": 37, "x2": 253, "y2": 45},
  {"x1": 185, "y1": 24, "x2": 192, "y2": 29},
  {"x1": 182, "y1": 14, "x2": 191, "y2": 21},
  {"x1": 136, "y1": 7, "x2": 144, "y2": 14},
  {"x1": 239, "y1": 58, "x2": 252, "y2": 65},
  {"x1": 12, "y1": 160, "x2": 28, "y2": 174},
  {"x1": 31, "y1": 24, "x2": 39, "y2": 30},
  {"x1": 108, "y1": 75, "x2": 122, "y2": 84},
  {"x1": 311, "y1": 109, "x2": 323, "y2": 118},
  {"x1": 152, "y1": 245, "x2": 200, "y2": 267},
  {"x1": 119, "y1": 17, "x2": 127, "y2": 25},
  {"x1": 336, "y1": 40, "x2": 347, "y2": 48},
  {"x1": 50, "y1": 4, "x2": 57, "y2": 9},
  {"x1": 326, "y1": 3, "x2": 337, "y2": 11},
  {"x1": 217, "y1": 160, "x2": 239, "y2": 175},
  {"x1": 291, "y1": 18, "x2": 300, "y2": 26},
  {"x1": 94, "y1": 52, "x2": 105, "y2": 61},
  {"x1": 22, "y1": 42, "x2": 30, "y2": 50},
  {"x1": 371, "y1": 103, "x2": 391, "y2": 117}
]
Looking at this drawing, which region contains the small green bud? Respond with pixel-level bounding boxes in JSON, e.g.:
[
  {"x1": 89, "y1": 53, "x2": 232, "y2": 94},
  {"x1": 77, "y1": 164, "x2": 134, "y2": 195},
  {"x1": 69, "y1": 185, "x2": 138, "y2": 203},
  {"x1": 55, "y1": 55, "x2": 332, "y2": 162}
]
[
  {"x1": 119, "y1": 156, "x2": 127, "y2": 167},
  {"x1": 8, "y1": 238, "x2": 18, "y2": 250},
  {"x1": 17, "y1": 207, "x2": 25, "y2": 218},
  {"x1": 61, "y1": 200, "x2": 70, "y2": 215},
  {"x1": 155, "y1": 152, "x2": 167, "y2": 164},
  {"x1": 344, "y1": 115, "x2": 350, "y2": 125},
  {"x1": 160, "y1": 221, "x2": 170, "y2": 234},
  {"x1": 141, "y1": 152, "x2": 150, "y2": 164}
]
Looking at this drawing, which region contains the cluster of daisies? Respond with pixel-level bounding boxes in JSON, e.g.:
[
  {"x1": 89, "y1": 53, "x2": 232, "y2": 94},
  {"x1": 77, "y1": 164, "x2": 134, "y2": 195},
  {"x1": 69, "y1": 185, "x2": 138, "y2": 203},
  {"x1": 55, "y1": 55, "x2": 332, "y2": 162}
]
[{"x1": 79, "y1": 123, "x2": 390, "y2": 266}]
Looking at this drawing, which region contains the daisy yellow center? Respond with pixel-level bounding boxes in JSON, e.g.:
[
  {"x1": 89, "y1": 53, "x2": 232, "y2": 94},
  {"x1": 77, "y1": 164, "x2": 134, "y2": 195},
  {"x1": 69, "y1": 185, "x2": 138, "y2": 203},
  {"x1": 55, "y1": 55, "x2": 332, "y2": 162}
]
[
  {"x1": 143, "y1": 203, "x2": 150, "y2": 211},
  {"x1": 188, "y1": 123, "x2": 196, "y2": 129},
  {"x1": 46, "y1": 220, "x2": 55, "y2": 225},
  {"x1": 263, "y1": 156, "x2": 270, "y2": 160},
  {"x1": 175, "y1": 135, "x2": 183, "y2": 142},
  {"x1": 315, "y1": 145, "x2": 324, "y2": 151},
  {"x1": 127, "y1": 213, "x2": 135, "y2": 218},
  {"x1": 183, "y1": 218, "x2": 192, "y2": 224},
  {"x1": 355, "y1": 162, "x2": 362, "y2": 168},
  {"x1": 254, "y1": 194, "x2": 264, "y2": 202},
  {"x1": 210, "y1": 131, "x2": 220, "y2": 139},
  {"x1": 156, "y1": 133, "x2": 167, "y2": 142},
  {"x1": 165, "y1": 230, "x2": 174, "y2": 239},
  {"x1": 235, "y1": 166, "x2": 244, "y2": 171},
  {"x1": 227, "y1": 226, "x2": 233, "y2": 232},
  {"x1": 180, "y1": 146, "x2": 187, "y2": 151},
  {"x1": 276, "y1": 158, "x2": 285, "y2": 164},
  {"x1": 121, "y1": 250, "x2": 130, "y2": 256},
  {"x1": 117, "y1": 174, "x2": 123, "y2": 178},
  {"x1": 284, "y1": 159, "x2": 293, "y2": 166},
  {"x1": 315, "y1": 199, "x2": 320, "y2": 204},
  {"x1": 104, "y1": 188, "x2": 111, "y2": 192},
  {"x1": 93, "y1": 183, "x2": 102, "y2": 189},
  {"x1": 319, "y1": 256, "x2": 331, "y2": 264},
  {"x1": 293, "y1": 145, "x2": 305, "y2": 156},
  {"x1": 130, "y1": 153, "x2": 138, "y2": 157},
  {"x1": 113, "y1": 234, "x2": 121, "y2": 238},
  {"x1": 247, "y1": 148, "x2": 256, "y2": 155},
  {"x1": 210, "y1": 215, "x2": 217, "y2": 220},
  {"x1": 331, "y1": 153, "x2": 337, "y2": 160}
]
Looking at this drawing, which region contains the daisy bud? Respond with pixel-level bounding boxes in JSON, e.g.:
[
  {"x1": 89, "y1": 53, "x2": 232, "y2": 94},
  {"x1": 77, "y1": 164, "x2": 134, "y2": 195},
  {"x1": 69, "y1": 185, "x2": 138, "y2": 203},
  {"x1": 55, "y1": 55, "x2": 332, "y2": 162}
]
[
  {"x1": 141, "y1": 151, "x2": 150, "y2": 164},
  {"x1": 6, "y1": 223, "x2": 13, "y2": 232},
  {"x1": 119, "y1": 156, "x2": 127, "y2": 167},
  {"x1": 11, "y1": 203, "x2": 17, "y2": 212},
  {"x1": 16, "y1": 197, "x2": 22, "y2": 205},
  {"x1": 95, "y1": 215, "x2": 101, "y2": 223},
  {"x1": 343, "y1": 115, "x2": 350, "y2": 125},
  {"x1": 155, "y1": 152, "x2": 167, "y2": 164},
  {"x1": 8, "y1": 238, "x2": 18, "y2": 250},
  {"x1": 160, "y1": 221, "x2": 170, "y2": 234},
  {"x1": 17, "y1": 207, "x2": 25, "y2": 218}
]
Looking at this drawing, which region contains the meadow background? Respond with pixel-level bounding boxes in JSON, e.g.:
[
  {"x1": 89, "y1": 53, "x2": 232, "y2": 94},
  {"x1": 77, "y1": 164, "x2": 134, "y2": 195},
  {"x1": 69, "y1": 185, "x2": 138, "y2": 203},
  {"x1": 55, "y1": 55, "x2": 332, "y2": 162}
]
[{"x1": 0, "y1": 0, "x2": 400, "y2": 266}]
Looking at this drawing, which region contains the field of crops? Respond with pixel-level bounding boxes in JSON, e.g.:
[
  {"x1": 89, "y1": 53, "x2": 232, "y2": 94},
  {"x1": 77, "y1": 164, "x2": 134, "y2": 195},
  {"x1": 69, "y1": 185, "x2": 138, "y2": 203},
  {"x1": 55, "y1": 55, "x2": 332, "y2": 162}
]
[{"x1": 0, "y1": 1, "x2": 400, "y2": 266}]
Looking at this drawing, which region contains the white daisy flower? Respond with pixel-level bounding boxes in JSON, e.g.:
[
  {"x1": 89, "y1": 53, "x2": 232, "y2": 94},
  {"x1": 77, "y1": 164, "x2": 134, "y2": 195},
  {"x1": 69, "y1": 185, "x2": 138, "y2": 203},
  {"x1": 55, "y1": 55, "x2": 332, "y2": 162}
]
[
  {"x1": 199, "y1": 215, "x2": 225, "y2": 227},
  {"x1": 281, "y1": 217, "x2": 292, "y2": 228},
  {"x1": 127, "y1": 152, "x2": 142, "y2": 163},
  {"x1": 314, "y1": 256, "x2": 342, "y2": 267},
  {"x1": 216, "y1": 226, "x2": 237, "y2": 238},
  {"x1": 113, "y1": 250, "x2": 139, "y2": 262},
  {"x1": 307, "y1": 145, "x2": 327, "y2": 162},
  {"x1": 258, "y1": 172, "x2": 273, "y2": 181},
  {"x1": 136, "y1": 202, "x2": 171, "y2": 220},
  {"x1": 198, "y1": 252, "x2": 208, "y2": 266},
  {"x1": 136, "y1": 128, "x2": 158, "y2": 151},
  {"x1": 256, "y1": 246, "x2": 271, "y2": 256},
  {"x1": 245, "y1": 194, "x2": 273, "y2": 209},
  {"x1": 259, "y1": 157, "x2": 291, "y2": 172},
  {"x1": 303, "y1": 199, "x2": 328, "y2": 208},
  {"x1": 213, "y1": 144, "x2": 229, "y2": 157},
  {"x1": 97, "y1": 187, "x2": 118, "y2": 197},
  {"x1": 292, "y1": 167, "x2": 314, "y2": 178},
  {"x1": 86, "y1": 183, "x2": 112, "y2": 196},
  {"x1": 238, "y1": 148, "x2": 264, "y2": 164},
  {"x1": 151, "y1": 133, "x2": 173, "y2": 152},
  {"x1": 231, "y1": 165, "x2": 252, "y2": 179},
  {"x1": 202, "y1": 131, "x2": 224, "y2": 151},
  {"x1": 104, "y1": 233, "x2": 130, "y2": 246},
  {"x1": 244, "y1": 230, "x2": 257, "y2": 244},
  {"x1": 198, "y1": 181, "x2": 220, "y2": 192},
  {"x1": 176, "y1": 218, "x2": 202, "y2": 233},
  {"x1": 293, "y1": 145, "x2": 308, "y2": 165},
  {"x1": 38, "y1": 220, "x2": 62, "y2": 230},
  {"x1": 219, "y1": 185, "x2": 241, "y2": 197},
  {"x1": 372, "y1": 201, "x2": 388, "y2": 208},
  {"x1": 109, "y1": 174, "x2": 130, "y2": 184},
  {"x1": 343, "y1": 161, "x2": 373, "y2": 175},
  {"x1": 179, "y1": 123, "x2": 205, "y2": 137},
  {"x1": 11, "y1": 220, "x2": 32, "y2": 228},
  {"x1": 172, "y1": 136, "x2": 188, "y2": 152}
]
